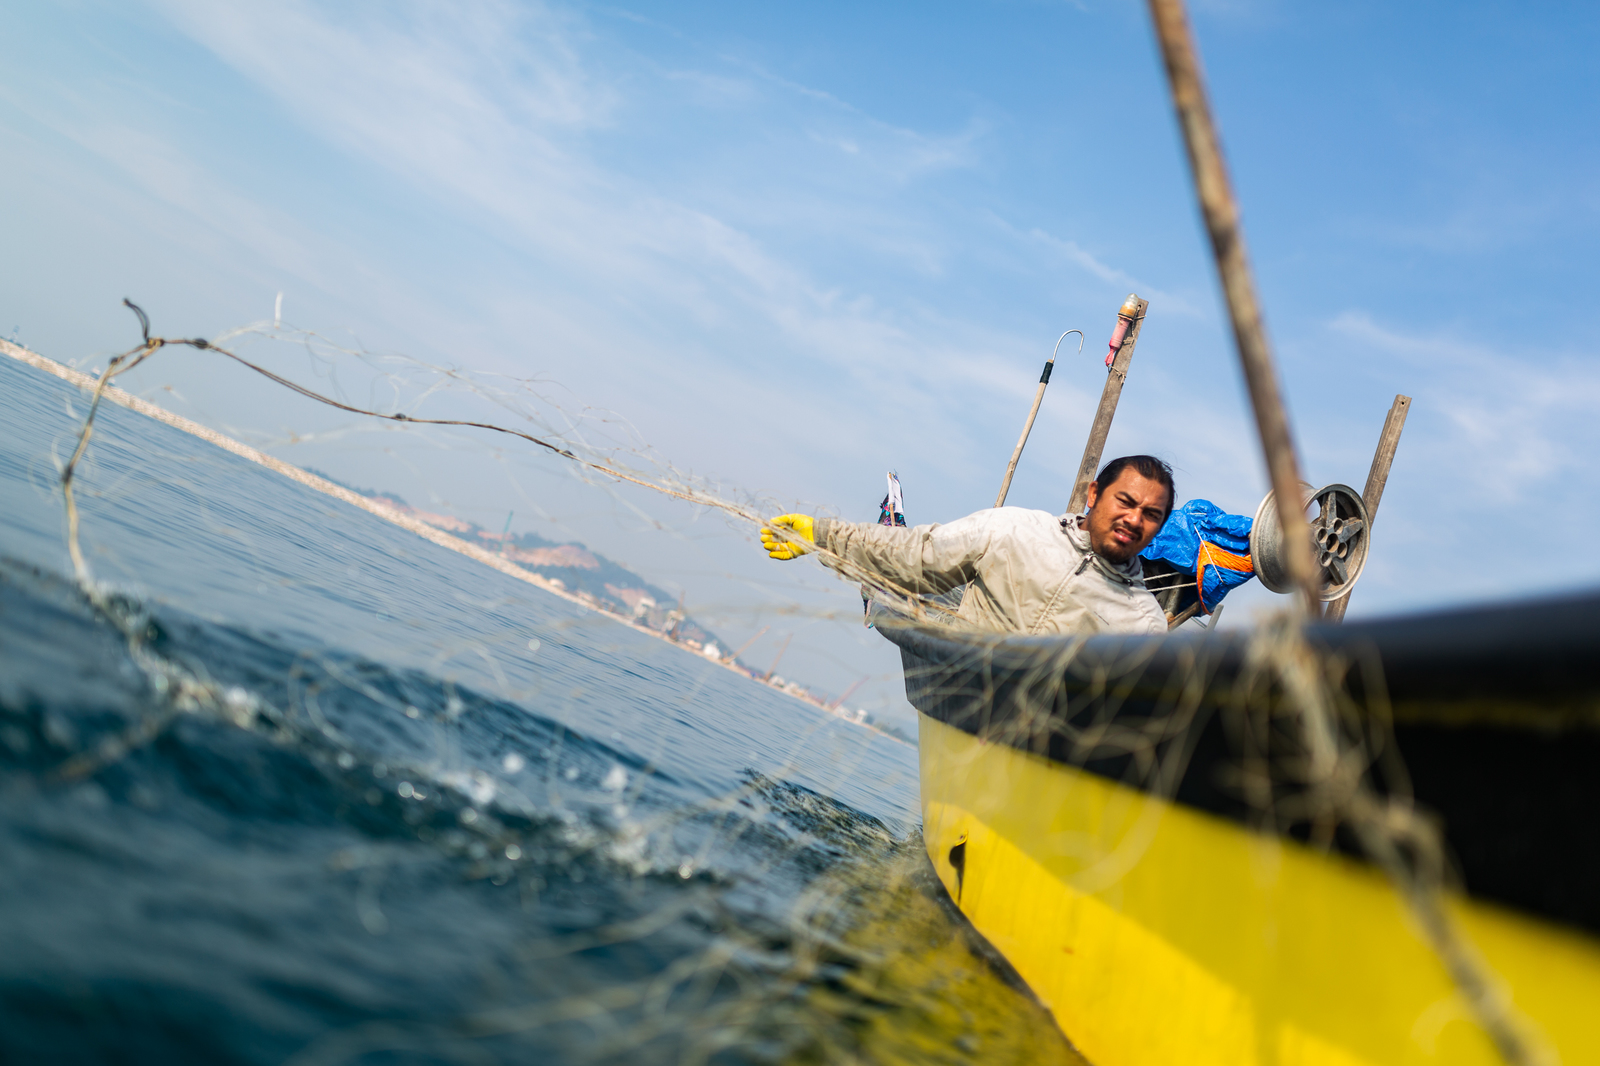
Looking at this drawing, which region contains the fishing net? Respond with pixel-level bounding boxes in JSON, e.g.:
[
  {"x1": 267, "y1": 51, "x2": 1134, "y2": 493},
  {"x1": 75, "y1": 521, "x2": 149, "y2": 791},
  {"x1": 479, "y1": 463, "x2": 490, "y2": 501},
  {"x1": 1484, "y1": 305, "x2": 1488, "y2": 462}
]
[
  {"x1": 1, "y1": 315, "x2": 1086, "y2": 1065},
  {"x1": 0, "y1": 304, "x2": 1559, "y2": 1066}
]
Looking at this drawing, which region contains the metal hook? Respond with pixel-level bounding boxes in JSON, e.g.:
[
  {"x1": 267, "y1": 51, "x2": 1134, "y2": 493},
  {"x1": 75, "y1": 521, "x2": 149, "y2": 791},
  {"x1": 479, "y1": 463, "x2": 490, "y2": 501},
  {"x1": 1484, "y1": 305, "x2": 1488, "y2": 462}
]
[{"x1": 1051, "y1": 329, "x2": 1085, "y2": 362}]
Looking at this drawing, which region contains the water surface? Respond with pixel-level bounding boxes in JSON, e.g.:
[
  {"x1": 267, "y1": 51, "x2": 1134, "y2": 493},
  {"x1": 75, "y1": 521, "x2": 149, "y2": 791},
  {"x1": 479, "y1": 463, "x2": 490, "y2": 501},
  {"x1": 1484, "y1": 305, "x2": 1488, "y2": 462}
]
[{"x1": 0, "y1": 355, "x2": 1080, "y2": 1064}]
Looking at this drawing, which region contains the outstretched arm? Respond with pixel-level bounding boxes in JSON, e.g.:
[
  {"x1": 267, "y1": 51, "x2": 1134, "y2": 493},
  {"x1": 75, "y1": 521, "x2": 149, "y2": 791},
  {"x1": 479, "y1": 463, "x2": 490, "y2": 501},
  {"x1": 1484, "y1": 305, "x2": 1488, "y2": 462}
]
[
  {"x1": 818, "y1": 516, "x2": 986, "y2": 594},
  {"x1": 755, "y1": 511, "x2": 1004, "y2": 595}
]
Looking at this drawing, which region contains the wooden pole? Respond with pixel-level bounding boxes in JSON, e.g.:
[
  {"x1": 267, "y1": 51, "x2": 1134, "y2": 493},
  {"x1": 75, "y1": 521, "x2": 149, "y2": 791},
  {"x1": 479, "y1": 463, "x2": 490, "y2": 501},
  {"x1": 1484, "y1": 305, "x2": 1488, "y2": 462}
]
[
  {"x1": 1167, "y1": 600, "x2": 1203, "y2": 629},
  {"x1": 1146, "y1": 10, "x2": 1534, "y2": 1060},
  {"x1": 1324, "y1": 394, "x2": 1411, "y2": 623},
  {"x1": 726, "y1": 625, "x2": 770, "y2": 663},
  {"x1": 996, "y1": 331, "x2": 1081, "y2": 508},
  {"x1": 762, "y1": 633, "x2": 793, "y2": 683},
  {"x1": 1147, "y1": 0, "x2": 1319, "y2": 612},
  {"x1": 1067, "y1": 296, "x2": 1149, "y2": 515},
  {"x1": 1146, "y1": 9, "x2": 1536, "y2": 1061},
  {"x1": 995, "y1": 377, "x2": 1049, "y2": 508},
  {"x1": 828, "y1": 676, "x2": 867, "y2": 711}
]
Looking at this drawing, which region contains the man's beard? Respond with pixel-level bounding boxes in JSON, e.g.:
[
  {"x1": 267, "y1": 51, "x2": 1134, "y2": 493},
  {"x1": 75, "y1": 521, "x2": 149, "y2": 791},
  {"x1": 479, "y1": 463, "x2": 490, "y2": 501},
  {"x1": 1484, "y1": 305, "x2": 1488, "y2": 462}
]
[
  {"x1": 1098, "y1": 542, "x2": 1138, "y2": 564},
  {"x1": 1096, "y1": 525, "x2": 1141, "y2": 563}
]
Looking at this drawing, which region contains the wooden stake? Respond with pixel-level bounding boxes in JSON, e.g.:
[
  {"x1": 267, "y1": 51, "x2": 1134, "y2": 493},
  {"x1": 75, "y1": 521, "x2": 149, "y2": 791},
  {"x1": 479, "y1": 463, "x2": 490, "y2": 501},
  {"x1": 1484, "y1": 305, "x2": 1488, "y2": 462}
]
[
  {"x1": 1067, "y1": 297, "x2": 1149, "y2": 515},
  {"x1": 1324, "y1": 394, "x2": 1411, "y2": 623}
]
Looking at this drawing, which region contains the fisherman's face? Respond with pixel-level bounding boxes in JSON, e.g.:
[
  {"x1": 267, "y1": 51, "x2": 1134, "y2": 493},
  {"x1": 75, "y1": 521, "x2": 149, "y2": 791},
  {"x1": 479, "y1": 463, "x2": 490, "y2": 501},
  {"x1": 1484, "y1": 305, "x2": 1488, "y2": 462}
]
[{"x1": 1084, "y1": 470, "x2": 1170, "y2": 563}]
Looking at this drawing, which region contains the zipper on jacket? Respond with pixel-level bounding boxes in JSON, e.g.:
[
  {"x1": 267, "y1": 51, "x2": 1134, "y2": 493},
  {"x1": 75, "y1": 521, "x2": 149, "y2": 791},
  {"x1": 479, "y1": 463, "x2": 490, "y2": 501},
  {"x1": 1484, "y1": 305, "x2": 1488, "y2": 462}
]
[{"x1": 1030, "y1": 551, "x2": 1094, "y2": 635}]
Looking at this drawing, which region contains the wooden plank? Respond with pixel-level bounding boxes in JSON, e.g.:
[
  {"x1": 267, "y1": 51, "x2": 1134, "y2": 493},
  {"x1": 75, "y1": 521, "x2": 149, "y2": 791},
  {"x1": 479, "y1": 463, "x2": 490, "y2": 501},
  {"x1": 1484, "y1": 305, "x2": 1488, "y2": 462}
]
[
  {"x1": 1067, "y1": 296, "x2": 1149, "y2": 515},
  {"x1": 1324, "y1": 394, "x2": 1411, "y2": 623}
]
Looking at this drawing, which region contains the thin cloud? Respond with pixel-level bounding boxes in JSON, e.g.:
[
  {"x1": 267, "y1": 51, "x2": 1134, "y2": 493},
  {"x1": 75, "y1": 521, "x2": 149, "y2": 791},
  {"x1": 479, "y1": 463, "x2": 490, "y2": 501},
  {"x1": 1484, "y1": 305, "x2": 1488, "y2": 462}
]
[
  {"x1": 997, "y1": 218, "x2": 1203, "y2": 318},
  {"x1": 144, "y1": 0, "x2": 1047, "y2": 450},
  {"x1": 1326, "y1": 310, "x2": 1600, "y2": 602}
]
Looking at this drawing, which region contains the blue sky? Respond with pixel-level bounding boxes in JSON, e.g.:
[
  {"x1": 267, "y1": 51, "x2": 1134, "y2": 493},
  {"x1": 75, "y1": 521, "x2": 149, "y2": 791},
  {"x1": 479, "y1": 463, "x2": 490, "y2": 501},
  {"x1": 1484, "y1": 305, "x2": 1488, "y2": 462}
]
[{"x1": 4, "y1": 1, "x2": 1598, "y2": 723}]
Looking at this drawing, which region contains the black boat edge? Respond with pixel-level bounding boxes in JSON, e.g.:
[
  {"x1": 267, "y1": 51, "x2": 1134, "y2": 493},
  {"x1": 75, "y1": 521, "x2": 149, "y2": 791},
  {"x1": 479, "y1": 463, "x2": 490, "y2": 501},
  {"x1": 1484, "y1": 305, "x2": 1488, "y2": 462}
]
[{"x1": 874, "y1": 588, "x2": 1600, "y2": 935}]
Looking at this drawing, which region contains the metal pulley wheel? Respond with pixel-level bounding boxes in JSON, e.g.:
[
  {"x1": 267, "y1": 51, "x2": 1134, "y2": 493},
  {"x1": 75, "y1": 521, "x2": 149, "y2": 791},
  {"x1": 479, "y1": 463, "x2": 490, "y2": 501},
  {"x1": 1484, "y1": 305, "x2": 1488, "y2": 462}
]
[{"x1": 1250, "y1": 483, "x2": 1370, "y2": 600}]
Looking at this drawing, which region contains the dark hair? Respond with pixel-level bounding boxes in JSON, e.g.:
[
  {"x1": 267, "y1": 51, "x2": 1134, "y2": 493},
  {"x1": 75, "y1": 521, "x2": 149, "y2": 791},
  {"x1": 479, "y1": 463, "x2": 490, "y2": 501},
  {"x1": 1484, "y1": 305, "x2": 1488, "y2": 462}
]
[{"x1": 1092, "y1": 455, "x2": 1176, "y2": 518}]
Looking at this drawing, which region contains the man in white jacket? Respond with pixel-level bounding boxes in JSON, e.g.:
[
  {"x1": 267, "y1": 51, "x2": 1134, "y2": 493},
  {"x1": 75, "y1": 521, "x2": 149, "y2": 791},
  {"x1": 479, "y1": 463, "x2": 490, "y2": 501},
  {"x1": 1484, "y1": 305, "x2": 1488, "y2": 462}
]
[{"x1": 759, "y1": 455, "x2": 1173, "y2": 636}]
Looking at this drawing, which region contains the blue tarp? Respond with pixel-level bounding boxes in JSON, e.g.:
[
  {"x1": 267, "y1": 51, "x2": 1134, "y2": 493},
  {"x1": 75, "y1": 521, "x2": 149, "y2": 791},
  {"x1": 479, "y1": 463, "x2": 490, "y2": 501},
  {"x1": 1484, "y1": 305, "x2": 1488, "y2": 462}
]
[{"x1": 1141, "y1": 499, "x2": 1255, "y2": 613}]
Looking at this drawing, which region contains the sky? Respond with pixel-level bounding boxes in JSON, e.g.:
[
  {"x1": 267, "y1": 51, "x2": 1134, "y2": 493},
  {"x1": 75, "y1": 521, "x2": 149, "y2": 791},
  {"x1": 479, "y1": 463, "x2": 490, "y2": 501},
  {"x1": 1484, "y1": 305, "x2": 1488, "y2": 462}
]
[{"x1": 3, "y1": 0, "x2": 1598, "y2": 725}]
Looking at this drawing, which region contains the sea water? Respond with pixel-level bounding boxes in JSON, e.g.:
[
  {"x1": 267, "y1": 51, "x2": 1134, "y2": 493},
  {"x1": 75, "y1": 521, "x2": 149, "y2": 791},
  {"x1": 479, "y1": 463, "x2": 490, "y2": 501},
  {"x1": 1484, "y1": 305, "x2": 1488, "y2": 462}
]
[{"x1": 0, "y1": 355, "x2": 1079, "y2": 1065}]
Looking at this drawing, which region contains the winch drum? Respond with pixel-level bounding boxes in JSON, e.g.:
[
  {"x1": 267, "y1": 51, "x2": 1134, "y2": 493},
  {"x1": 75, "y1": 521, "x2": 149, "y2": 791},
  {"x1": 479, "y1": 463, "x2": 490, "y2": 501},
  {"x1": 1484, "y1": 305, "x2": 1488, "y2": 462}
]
[{"x1": 1249, "y1": 483, "x2": 1370, "y2": 601}]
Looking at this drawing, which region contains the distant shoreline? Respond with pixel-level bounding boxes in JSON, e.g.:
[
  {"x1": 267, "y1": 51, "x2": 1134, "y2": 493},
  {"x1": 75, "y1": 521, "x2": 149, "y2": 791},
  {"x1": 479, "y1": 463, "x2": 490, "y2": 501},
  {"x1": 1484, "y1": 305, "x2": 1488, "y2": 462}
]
[{"x1": 1, "y1": 338, "x2": 910, "y2": 747}]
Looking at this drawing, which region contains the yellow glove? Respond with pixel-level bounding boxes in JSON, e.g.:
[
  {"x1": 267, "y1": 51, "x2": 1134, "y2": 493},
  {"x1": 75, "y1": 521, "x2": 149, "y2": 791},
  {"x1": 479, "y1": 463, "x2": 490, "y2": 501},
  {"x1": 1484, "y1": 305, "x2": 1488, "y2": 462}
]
[{"x1": 760, "y1": 514, "x2": 815, "y2": 560}]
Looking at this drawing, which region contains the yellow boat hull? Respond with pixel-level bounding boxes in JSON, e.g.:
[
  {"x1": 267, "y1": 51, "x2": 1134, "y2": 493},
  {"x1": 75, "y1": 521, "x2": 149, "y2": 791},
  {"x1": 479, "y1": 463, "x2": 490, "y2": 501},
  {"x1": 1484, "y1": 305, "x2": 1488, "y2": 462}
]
[{"x1": 918, "y1": 712, "x2": 1600, "y2": 1066}]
